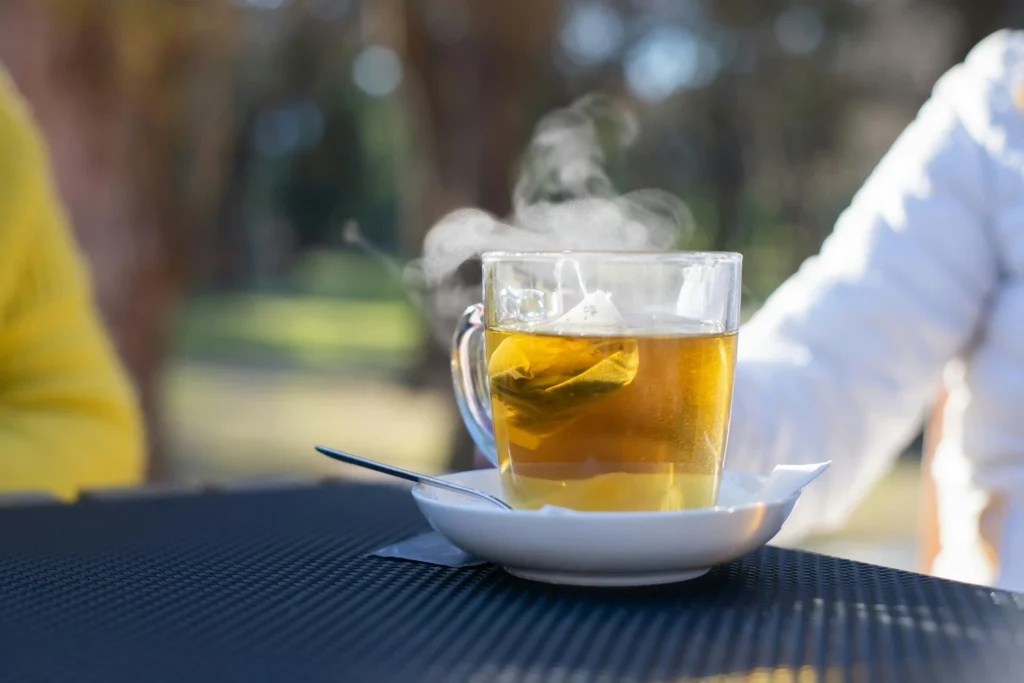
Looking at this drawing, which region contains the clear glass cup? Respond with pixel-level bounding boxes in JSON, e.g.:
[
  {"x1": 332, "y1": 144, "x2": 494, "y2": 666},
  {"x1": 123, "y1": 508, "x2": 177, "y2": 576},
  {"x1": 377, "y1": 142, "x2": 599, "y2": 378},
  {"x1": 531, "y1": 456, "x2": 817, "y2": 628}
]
[{"x1": 452, "y1": 251, "x2": 742, "y2": 512}]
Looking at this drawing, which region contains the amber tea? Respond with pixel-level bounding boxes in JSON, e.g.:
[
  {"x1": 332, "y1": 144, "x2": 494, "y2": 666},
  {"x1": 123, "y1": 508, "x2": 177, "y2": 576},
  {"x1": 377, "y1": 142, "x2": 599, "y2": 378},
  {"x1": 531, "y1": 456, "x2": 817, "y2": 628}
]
[{"x1": 485, "y1": 324, "x2": 736, "y2": 512}]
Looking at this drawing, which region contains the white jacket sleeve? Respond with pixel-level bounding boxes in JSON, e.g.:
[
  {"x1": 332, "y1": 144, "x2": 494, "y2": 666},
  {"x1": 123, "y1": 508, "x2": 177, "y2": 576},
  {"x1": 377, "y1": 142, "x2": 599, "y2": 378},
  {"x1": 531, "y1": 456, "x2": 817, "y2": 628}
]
[{"x1": 727, "y1": 42, "x2": 1004, "y2": 543}]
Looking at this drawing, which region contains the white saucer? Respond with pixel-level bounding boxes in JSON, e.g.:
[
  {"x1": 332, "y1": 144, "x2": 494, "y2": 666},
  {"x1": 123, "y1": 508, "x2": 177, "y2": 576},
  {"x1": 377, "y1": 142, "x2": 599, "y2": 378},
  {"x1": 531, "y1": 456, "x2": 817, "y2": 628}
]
[{"x1": 412, "y1": 469, "x2": 799, "y2": 587}]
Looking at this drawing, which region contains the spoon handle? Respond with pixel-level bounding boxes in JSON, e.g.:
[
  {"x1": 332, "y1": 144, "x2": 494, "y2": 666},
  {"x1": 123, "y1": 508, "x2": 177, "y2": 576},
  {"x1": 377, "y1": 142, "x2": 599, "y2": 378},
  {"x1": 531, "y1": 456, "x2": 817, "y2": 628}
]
[{"x1": 315, "y1": 445, "x2": 513, "y2": 510}]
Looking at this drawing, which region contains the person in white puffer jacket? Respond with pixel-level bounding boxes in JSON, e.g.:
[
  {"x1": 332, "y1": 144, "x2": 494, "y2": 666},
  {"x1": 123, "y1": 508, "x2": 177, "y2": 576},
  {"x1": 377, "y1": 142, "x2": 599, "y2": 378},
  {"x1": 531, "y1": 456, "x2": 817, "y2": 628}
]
[{"x1": 727, "y1": 29, "x2": 1024, "y2": 590}]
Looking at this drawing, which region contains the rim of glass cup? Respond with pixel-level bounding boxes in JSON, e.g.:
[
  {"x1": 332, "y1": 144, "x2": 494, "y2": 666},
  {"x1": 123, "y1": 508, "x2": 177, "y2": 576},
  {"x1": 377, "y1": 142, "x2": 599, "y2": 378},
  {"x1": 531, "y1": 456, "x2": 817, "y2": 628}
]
[{"x1": 480, "y1": 250, "x2": 742, "y2": 264}]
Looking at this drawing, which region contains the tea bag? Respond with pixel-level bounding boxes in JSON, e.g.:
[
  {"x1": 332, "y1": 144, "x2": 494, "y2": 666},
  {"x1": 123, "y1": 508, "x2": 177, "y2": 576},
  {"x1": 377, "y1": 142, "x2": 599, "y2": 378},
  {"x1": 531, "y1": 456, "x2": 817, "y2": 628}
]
[{"x1": 488, "y1": 291, "x2": 639, "y2": 441}]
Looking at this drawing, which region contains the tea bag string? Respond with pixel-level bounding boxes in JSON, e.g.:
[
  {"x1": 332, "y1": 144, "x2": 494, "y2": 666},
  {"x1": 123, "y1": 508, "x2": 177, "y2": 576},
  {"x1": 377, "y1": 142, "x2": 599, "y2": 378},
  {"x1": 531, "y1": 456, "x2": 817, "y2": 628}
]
[{"x1": 555, "y1": 257, "x2": 589, "y2": 315}]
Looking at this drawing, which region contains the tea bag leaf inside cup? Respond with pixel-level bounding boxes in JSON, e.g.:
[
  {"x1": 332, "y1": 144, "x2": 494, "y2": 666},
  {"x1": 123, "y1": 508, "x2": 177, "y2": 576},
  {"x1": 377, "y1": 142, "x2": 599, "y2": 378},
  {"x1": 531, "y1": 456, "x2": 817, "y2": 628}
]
[{"x1": 488, "y1": 291, "x2": 639, "y2": 443}]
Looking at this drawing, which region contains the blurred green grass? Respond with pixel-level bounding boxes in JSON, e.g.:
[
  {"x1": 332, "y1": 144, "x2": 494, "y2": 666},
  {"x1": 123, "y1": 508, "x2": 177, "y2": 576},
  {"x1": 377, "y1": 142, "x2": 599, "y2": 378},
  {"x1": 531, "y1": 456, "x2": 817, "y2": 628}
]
[
  {"x1": 175, "y1": 294, "x2": 423, "y2": 373},
  {"x1": 173, "y1": 251, "x2": 425, "y2": 373},
  {"x1": 167, "y1": 252, "x2": 451, "y2": 481},
  {"x1": 285, "y1": 249, "x2": 411, "y2": 300},
  {"x1": 164, "y1": 361, "x2": 457, "y2": 484}
]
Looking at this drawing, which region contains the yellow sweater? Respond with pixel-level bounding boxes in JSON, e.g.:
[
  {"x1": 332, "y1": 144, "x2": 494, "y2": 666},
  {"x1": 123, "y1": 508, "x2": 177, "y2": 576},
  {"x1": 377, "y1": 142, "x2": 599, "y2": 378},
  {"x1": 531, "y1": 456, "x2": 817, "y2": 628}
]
[{"x1": 0, "y1": 68, "x2": 144, "y2": 499}]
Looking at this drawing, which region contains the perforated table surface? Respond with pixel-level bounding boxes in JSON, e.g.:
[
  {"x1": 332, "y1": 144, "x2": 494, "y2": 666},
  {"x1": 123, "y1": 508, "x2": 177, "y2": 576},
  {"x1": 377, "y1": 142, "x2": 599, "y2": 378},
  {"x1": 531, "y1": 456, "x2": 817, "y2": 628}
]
[{"x1": 1, "y1": 481, "x2": 1023, "y2": 683}]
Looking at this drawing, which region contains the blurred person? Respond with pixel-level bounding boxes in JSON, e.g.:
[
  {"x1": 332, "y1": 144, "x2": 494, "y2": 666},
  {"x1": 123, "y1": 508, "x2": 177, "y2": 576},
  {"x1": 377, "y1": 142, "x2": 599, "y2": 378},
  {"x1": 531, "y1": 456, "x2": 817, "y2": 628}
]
[
  {"x1": 0, "y1": 66, "x2": 143, "y2": 499},
  {"x1": 726, "y1": 30, "x2": 1024, "y2": 590}
]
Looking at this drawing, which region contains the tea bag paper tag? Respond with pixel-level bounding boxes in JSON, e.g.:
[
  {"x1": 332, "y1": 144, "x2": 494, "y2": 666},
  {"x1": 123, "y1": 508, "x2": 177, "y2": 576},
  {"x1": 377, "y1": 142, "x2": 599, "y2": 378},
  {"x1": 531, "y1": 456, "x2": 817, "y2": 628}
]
[
  {"x1": 544, "y1": 290, "x2": 626, "y2": 333},
  {"x1": 537, "y1": 504, "x2": 580, "y2": 515},
  {"x1": 755, "y1": 461, "x2": 831, "y2": 503},
  {"x1": 373, "y1": 531, "x2": 487, "y2": 568}
]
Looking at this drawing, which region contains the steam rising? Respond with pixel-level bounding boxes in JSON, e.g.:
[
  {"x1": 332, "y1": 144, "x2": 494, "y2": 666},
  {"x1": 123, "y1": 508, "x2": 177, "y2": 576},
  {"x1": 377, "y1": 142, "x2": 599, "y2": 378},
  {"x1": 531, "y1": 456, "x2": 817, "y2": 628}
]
[{"x1": 408, "y1": 93, "x2": 695, "y2": 343}]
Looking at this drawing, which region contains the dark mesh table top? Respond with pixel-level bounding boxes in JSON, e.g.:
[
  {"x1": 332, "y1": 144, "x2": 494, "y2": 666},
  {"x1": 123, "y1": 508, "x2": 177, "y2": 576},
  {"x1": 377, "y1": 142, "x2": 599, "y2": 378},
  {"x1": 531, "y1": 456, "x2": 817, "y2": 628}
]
[{"x1": 2, "y1": 481, "x2": 1024, "y2": 683}]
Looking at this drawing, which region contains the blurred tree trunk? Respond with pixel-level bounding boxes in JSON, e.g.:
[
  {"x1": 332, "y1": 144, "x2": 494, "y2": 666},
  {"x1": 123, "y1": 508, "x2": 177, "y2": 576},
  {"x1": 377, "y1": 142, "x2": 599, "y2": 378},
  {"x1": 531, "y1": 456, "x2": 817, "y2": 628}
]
[
  {"x1": 707, "y1": 81, "x2": 745, "y2": 252},
  {"x1": 943, "y1": 0, "x2": 1024, "y2": 60},
  {"x1": 400, "y1": 0, "x2": 561, "y2": 252},
  {"x1": 0, "y1": 1, "x2": 239, "y2": 482},
  {"x1": 396, "y1": 0, "x2": 561, "y2": 470},
  {"x1": 918, "y1": 390, "x2": 947, "y2": 574}
]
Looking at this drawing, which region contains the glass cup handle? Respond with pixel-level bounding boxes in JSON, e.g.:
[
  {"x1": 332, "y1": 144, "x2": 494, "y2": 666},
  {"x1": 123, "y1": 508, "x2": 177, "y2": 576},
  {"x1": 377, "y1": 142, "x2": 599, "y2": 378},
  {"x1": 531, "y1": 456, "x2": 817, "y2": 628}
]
[{"x1": 451, "y1": 303, "x2": 497, "y2": 466}]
